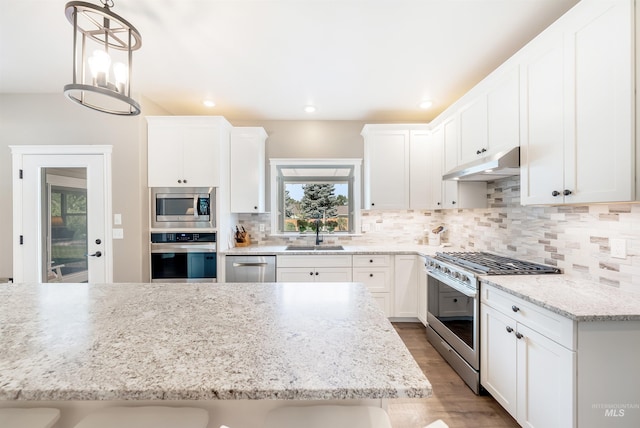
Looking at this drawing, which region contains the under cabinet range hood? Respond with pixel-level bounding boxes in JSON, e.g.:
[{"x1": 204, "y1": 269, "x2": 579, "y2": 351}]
[{"x1": 442, "y1": 146, "x2": 520, "y2": 181}]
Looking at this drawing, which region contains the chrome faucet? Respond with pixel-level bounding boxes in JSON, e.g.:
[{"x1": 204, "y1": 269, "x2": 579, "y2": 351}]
[{"x1": 315, "y1": 219, "x2": 323, "y2": 246}]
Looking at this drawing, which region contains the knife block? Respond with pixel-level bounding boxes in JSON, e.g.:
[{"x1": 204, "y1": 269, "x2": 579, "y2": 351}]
[{"x1": 236, "y1": 234, "x2": 251, "y2": 247}]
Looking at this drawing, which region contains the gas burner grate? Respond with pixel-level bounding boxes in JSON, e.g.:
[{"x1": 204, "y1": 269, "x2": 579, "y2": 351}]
[{"x1": 436, "y1": 252, "x2": 561, "y2": 275}]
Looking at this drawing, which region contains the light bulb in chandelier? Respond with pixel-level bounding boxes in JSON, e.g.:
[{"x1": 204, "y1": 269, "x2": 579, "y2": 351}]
[
  {"x1": 88, "y1": 50, "x2": 111, "y2": 87},
  {"x1": 113, "y1": 62, "x2": 128, "y2": 93}
]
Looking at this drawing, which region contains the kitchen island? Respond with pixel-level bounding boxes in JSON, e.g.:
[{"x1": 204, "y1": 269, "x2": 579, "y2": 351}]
[{"x1": 0, "y1": 282, "x2": 432, "y2": 427}]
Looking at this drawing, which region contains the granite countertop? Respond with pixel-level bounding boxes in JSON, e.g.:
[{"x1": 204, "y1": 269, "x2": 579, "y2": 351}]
[
  {"x1": 481, "y1": 275, "x2": 640, "y2": 322},
  {"x1": 0, "y1": 282, "x2": 432, "y2": 402}
]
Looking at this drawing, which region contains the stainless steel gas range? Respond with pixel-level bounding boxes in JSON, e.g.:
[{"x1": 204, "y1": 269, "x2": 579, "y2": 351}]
[{"x1": 424, "y1": 252, "x2": 560, "y2": 394}]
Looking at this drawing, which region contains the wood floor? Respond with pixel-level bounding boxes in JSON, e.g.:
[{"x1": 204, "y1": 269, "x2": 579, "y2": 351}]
[{"x1": 388, "y1": 322, "x2": 519, "y2": 428}]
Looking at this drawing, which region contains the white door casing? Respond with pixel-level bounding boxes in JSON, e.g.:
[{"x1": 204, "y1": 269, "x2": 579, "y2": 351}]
[{"x1": 11, "y1": 145, "x2": 113, "y2": 283}]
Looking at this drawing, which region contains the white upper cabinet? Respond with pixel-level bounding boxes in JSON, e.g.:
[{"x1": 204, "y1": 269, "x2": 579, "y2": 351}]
[
  {"x1": 230, "y1": 127, "x2": 267, "y2": 213},
  {"x1": 147, "y1": 116, "x2": 232, "y2": 188},
  {"x1": 362, "y1": 124, "x2": 429, "y2": 210},
  {"x1": 457, "y1": 64, "x2": 520, "y2": 166},
  {"x1": 409, "y1": 129, "x2": 431, "y2": 209},
  {"x1": 458, "y1": 97, "x2": 489, "y2": 164},
  {"x1": 442, "y1": 116, "x2": 487, "y2": 209},
  {"x1": 520, "y1": 0, "x2": 634, "y2": 205}
]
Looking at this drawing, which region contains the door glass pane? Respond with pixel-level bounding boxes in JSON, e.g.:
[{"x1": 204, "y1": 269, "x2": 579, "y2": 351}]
[{"x1": 44, "y1": 168, "x2": 89, "y2": 283}]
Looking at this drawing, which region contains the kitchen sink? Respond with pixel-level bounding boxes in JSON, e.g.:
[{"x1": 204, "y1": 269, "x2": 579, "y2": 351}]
[{"x1": 285, "y1": 245, "x2": 344, "y2": 251}]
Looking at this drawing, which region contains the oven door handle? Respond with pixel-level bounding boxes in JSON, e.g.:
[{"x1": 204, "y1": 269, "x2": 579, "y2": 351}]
[
  {"x1": 426, "y1": 269, "x2": 477, "y2": 298},
  {"x1": 151, "y1": 244, "x2": 216, "y2": 253}
]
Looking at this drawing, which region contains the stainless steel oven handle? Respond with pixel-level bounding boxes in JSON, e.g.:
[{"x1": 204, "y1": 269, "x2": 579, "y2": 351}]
[
  {"x1": 151, "y1": 244, "x2": 216, "y2": 253},
  {"x1": 426, "y1": 269, "x2": 477, "y2": 298}
]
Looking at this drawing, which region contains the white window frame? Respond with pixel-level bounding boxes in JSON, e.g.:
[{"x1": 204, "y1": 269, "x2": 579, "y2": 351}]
[{"x1": 270, "y1": 158, "x2": 362, "y2": 236}]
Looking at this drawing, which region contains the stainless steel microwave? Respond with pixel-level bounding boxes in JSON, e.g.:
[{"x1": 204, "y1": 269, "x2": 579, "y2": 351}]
[{"x1": 151, "y1": 187, "x2": 215, "y2": 229}]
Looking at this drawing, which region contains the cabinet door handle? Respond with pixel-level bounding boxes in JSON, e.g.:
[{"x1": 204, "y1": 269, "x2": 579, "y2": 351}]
[
  {"x1": 563, "y1": 189, "x2": 572, "y2": 196},
  {"x1": 551, "y1": 190, "x2": 561, "y2": 197},
  {"x1": 515, "y1": 332, "x2": 524, "y2": 339},
  {"x1": 512, "y1": 305, "x2": 520, "y2": 312},
  {"x1": 506, "y1": 326, "x2": 513, "y2": 333}
]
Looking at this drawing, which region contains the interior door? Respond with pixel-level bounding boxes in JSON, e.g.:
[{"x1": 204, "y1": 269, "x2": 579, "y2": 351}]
[{"x1": 12, "y1": 148, "x2": 112, "y2": 283}]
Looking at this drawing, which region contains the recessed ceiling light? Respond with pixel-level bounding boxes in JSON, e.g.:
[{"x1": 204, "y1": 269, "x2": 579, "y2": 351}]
[
  {"x1": 304, "y1": 105, "x2": 316, "y2": 113},
  {"x1": 203, "y1": 100, "x2": 216, "y2": 108},
  {"x1": 419, "y1": 100, "x2": 433, "y2": 109}
]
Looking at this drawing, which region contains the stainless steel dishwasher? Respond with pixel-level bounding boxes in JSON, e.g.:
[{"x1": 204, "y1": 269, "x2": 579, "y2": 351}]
[{"x1": 225, "y1": 255, "x2": 276, "y2": 282}]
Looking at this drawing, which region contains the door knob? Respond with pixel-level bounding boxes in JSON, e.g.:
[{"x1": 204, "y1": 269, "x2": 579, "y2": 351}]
[{"x1": 87, "y1": 251, "x2": 102, "y2": 258}]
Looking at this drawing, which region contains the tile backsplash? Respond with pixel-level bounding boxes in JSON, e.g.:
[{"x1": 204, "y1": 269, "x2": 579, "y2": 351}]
[{"x1": 237, "y1": 176, "x2": 640, "y2": 294}]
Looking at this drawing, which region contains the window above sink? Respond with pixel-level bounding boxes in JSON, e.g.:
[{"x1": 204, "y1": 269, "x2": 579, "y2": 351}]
[{"x1": 270, "y1": 159, "x2": 362, "y2": 236}]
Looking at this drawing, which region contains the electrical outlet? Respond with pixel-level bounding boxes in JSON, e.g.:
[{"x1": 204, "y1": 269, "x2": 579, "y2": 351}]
[
  {"x1": 611, "y1": 238, "x2": 626, "y2": 259},
  {"x1": 259, "y1": 223, "x2": 265, "y2": 232}
]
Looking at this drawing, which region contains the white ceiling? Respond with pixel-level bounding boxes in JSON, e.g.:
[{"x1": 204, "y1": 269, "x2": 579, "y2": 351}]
[{"x1": 0, "y1": 0, "x2": 580, "y2": 121}]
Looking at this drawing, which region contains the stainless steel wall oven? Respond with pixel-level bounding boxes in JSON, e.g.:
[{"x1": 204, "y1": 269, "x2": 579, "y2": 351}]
[{"x1": 150, "y1": 232, "x2": 217, "y2": 283}]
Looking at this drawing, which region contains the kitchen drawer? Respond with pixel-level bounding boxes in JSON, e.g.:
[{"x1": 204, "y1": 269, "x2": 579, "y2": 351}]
[
  {"x1": 353, "y1": 254, "x2": 392, "y2": 267},
  {"x1": 353, "y1": 267, "x2": 392, "y2": 292},
  {"x1": 277, "y1": 255, "x2": 352, "y2": 268},
  {"x1": 481, "y1": 283, "x2": 575, "y2": 350}
]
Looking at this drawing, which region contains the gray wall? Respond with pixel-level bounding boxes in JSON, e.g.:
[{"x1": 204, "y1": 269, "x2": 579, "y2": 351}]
[
  {"x1": 0, "y1": 93, "x2": 156, "y2": 282},
  {"x1": 0, "y1": 96, "x2": 368, "y2": 282}
]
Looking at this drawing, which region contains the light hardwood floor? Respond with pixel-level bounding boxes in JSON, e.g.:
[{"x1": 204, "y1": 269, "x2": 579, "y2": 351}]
[{"x1": 388, "y1": 322, "x2": 519, "y2": 428}]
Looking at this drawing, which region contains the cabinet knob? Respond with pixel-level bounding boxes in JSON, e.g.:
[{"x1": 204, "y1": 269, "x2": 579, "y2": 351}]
[
  {"x1": 437, "y1": 202, "x2": 441, "y2": 206},
  {"x1": 371, "y1": 203, "x2": 375, "y2": 207},
  {"x1": 369, "y1": 259, "x2": 373, "y2": 263},
  {"x1": 178, "y1": 179, "x2": 182, "y2": 184},
  {"x1": 476, "y1": 149, "x2": 482, "y2": 155},
  {"x1": 512, "y1": 305, "x2": 520, "y2": 313},
  {"x1": 506, "y1": 326, "x2": 514, "y2": 333},
  {"x1": 452, "y1": 201, "x2": 456, "y2": 205},
  {"x1": 369, "y1": 273, "x2": 373, "y2": 277},
  {"x1": 453, "y1": 298, "x2": 458, "y2": 303},
  {"x1": 563, "y1": 189, "x2": 572, "y2": 196},
  {"x1": 183, "y1": 179, "x2": 187, "y2": 184},
  {"x1": 254, "y1": 206, "x2": 258, "y2": 210},
  {"x1": 515, "y1": 332, "x2": 524, "y2": 340},
  {"x1": 309, "y1": 272, "x2": 314, "y2": 276},
  {"x1": 315, "y1": 272, "x2": 319, "y2": 276},
  {"x1": 551, "y1": 190, "x2": 561, "y2": 197}
]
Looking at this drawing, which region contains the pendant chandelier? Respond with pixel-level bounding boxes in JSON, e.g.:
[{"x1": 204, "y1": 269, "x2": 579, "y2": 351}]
[{"x1": 63, "y1": 0, "x2": 142, "y2": 116}]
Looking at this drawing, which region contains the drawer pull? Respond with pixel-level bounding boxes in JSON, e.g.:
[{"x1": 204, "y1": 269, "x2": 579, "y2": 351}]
[
  {"x1": 369, "y1": 259, "x2": 373, "y2": 263},
  {"x1": 453, "y1": 298, "x2": 458, "y2": 303},
  {"x1": 506, "y1": 326, "x2": 513, "y2": 333},
  {"x1": 512, "y1": 305, "x2": 520, "y2": 313},
  {"x1": 515, "y1": 332, "x2": 524, "y2": 340}
]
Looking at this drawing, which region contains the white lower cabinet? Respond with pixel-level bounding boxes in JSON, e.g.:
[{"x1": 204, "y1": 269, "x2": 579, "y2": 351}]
[
  {"x1": 481, "y1": 284, "x2": 575, "y2": 428},
  {"x1": 352, "y1": 254, "x2": 394, "y2": 317},
  {"x1": 393, "y1": 255, "x2": 419, "y2": 318},
  {"x1": 277, "y1": 255, "x2": 352, "y2": 282}
]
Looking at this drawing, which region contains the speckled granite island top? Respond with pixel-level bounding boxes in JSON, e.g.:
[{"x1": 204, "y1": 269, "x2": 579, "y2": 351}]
[
  {"x1": 0, "y1": 282, "x2": 432, "y2": 402},
  {"x1": 481, "y1": 275, "x2": 640, "y2": 321}
]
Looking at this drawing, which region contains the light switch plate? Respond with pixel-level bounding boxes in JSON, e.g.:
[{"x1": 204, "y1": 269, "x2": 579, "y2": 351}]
[
  {"x1": 259, "y1": 223, "x2": 265, "y2": 232},
  {"x1": 611, "y1": 238, "x2": 626, "y2": 259},
  {"x1": 112, "y1": 228, "x2": 124, "y2": 239},
  {"x1": 114, "y1": 214, "x2": 122, "y2": 225}
]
